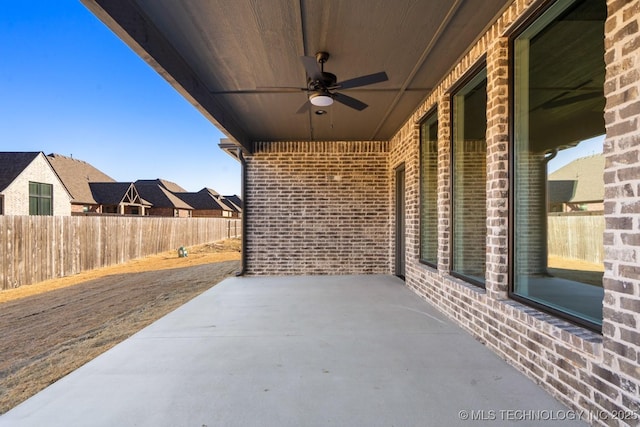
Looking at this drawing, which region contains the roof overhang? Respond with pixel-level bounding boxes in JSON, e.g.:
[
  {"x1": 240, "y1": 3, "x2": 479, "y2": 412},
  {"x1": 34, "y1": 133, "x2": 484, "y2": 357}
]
[{"x1": 81, "y1": 0, "x2": 512, "y2": 155}]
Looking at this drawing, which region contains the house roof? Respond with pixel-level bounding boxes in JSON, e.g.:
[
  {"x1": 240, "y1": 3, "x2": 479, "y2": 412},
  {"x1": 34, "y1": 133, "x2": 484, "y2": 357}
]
[
  {"x1": 135, "y1": 182, "x2": 193, "y2": 210},
  {"x1": 548, "y1": 154, "x2": 604, "y2": 204},
  {"x1": 89, "y1": 182, "x2": 150, "y2": 206},
  {"x1": 47, "y1": 153, "x2": 115, "y2": 204},
  {"x1": 135, "y1": 179, "x2": 188, "y2": 194},
  {"x1": 223, "y1": 195, "x2": 243, "y2": 210},
  {"x1": 0, "y1": 152, "x2": 41, "y2": 192},
  {"x1": 202, "y1": 187, "x2": 219, "y2": 197},
  {"x1": 81, "y1": 0, "x2": 511, "y2": 154},
  {"x1": 175, "y1": 189, "x2": 231, "y2": 211}
]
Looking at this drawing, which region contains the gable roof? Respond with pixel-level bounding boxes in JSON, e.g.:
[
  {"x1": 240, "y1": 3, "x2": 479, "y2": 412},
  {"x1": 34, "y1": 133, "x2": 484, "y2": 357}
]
[
  {"x1": 89, "y1": 182, "x2": 150, "y2": 206},
  {"x1": 223, "y1": 195, "x2": 243, "y2": 210},
  {"x1": 201, "y1": 187, "x2": 219, "y2": 197},
  {"x1": 0, "y1": 152, "x2": 41, "y2": 192},
  {"x1": 135, "y1": 182, "x2": 193, "y2": 210},
  {"x1": 175, "y1": 188, "x2": 231, "y2": 211},
  {"x1": 135, "y1": 179, "x2": 187, "y2": 193},
  {"x1": 549, "y1": 154, "x2": 604, "y2": 204},
  {"x1": 47, "y1": 153, "x2": 115, "y2": 204}
]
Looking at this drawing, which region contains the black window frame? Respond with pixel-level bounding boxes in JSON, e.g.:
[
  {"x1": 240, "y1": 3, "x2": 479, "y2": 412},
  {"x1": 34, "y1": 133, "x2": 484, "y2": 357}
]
[
  {"x1": 449, "y1": 59, "x2": 488, "y2": 288},
  {"x1": 419, "y1": 107, "x2": 439, "y2": 267},
  {"x1": 507, "y1": 0, "x2": 606, "y2": 332},
  {"x1": 29, "y1": 181, "x2": 53, "y2": 216}
]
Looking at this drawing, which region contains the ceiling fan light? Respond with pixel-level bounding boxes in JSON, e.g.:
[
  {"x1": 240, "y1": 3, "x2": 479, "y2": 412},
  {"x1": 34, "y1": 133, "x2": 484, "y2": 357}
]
[{"x1": 309, "y1": 92, "x2": 334, "y2": 107}]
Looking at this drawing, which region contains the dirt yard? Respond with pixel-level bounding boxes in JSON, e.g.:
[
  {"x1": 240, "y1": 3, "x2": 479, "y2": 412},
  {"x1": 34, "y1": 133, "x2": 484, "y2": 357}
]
[{"x1": 0, "y1": 239, "x2": 241, "y2": 414}]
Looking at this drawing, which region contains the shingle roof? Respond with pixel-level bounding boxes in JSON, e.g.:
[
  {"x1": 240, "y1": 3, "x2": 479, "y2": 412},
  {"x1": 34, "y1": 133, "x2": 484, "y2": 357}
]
[
  {"x1": 175, "y1": 188, "x2": 231, "y2": 211},
  {"x1": 47, "y1": 153, "x2": 115, "y2": 204},
  {"x1": 89, "y1": 182, "x2": 148, "y2": 206},
  {"x1": 548, "y1": 154, "x2": 604, "y2": 203},
  {"x1": 0, "y1": 152, "x2": 41, "y2": 192},
  {"x1": 135, "y1": 179, "x2": 187, "y2": 193},
  {"x1": 223, "y1": 194, "x2": 243, "y2": 209},
  {"x1": 135, "y1": 182, "x2": 193, "y2": 209},
  {"x1": 202, "y1": 187, "x2": 219, "y2": 197}
]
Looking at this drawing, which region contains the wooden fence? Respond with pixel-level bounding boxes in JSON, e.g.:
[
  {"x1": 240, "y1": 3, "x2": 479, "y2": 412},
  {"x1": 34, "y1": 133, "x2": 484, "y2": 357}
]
[
  {"x1": 547, "y1": 212, "x2": 604, "y2": 265},
  {"x1": 0, "y1": 216, "x2": 241, "y2": 290}
]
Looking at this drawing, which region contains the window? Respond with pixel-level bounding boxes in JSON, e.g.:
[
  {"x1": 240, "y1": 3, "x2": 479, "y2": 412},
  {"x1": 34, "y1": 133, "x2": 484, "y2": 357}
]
[
  {"x1": 451, "y1": 67, "x2": 487, "y2": 286},
  {"x1": 420, "y1": 111, "x2": 438, "y2": 265},
  {"x1": 511, "y1": 0, "x2": 606, "y2": 329},
  {"x1": 29, "y1": 182, "x2": 53, "y2": 216}
]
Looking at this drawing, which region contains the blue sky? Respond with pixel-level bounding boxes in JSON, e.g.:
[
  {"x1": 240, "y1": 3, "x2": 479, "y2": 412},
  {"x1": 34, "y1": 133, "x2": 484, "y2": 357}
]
[
  {"x1": 548, "y1": 134, "x2": 604, "y2": 173},
  {"x1": 0, "y1": 1, "x2": 241, "y2": 195}
]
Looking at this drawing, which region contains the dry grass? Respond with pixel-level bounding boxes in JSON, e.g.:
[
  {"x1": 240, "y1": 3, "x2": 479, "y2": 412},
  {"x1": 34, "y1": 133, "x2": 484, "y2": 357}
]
[
  {"x1": 548, "y1": 255, "x2": 604, "y2": 286},
  {"x1": 0, "y1": 239, "x2": 241, "y2": 304},
  {"x1": 0, "y1": 238, "x2": 241, "y2": 414}
]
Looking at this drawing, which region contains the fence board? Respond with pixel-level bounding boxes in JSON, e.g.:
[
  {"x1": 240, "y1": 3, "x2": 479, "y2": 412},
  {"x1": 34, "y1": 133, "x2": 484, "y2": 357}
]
[
  {"x1": 547, "y1": 214, "x2": 604, "y2": 265},
  {"x1": 0, "y1": 216, "x2": 241, "y2": 290}
]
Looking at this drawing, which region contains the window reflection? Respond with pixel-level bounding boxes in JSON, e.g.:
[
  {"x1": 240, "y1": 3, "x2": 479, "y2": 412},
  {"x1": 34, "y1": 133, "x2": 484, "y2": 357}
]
[
  {"x1": 512, "y1": 0, "x2": 606, "y2": 329},
  {"x1": 420, "y1": 112, "x2": 438, "y2": 265},
  {"x1": 452, "y1": 69, "x2": 487, "y2": 286}
]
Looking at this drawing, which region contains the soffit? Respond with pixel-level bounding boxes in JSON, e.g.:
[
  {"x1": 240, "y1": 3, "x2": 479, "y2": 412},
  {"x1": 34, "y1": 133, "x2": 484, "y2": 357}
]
[{"x1": 82, "y1": 0, "x2": 511, "y2": 152}]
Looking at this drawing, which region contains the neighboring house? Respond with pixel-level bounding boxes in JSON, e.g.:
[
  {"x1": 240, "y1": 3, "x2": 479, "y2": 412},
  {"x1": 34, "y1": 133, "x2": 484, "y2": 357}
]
[
  {"x1": 88, "y1": 182, "x2": 150, "y2": 215},
  {"x1": 220, "y1": 195, "x2": 242, "y2": 218},
  {"x1": 134, "y1": 179, "x2": 193, "y2": 217},
  {"x1": 82, "y1": 0, "x2": 640, "y2": 417},
  {"x1": 135, "y1": 178, "x2": 187, "y2": 194},
  {"x1": 3, "y1": 152, "x2": 219, "y2": 217},
  {"x1": 548, "y1": 154, "x2": 604, "y2": 212},
  {"x1": 46, "y1": 153, "x2": 116, "y2": 214},
  {"x1": 174, "y1": 188, "x2": 233, "y2": 217},
  {"x1": 0, "y1": 152, "x2": 71, "y2": 216}
]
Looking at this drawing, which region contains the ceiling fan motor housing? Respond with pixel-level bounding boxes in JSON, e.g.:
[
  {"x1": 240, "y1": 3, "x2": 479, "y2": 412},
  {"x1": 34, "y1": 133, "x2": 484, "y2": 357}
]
[
  {"x1": 308, "y1": 72, "x2": 337, "y2": 90},
  {"x1": 306, "y1": 52, "x2": 337, "y2": 90}
]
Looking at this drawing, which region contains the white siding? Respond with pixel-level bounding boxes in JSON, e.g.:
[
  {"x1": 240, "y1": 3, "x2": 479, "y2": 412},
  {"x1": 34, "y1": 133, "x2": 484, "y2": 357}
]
[{"x1": 2, "y1": 154, "x2": 71, "y2": 216}]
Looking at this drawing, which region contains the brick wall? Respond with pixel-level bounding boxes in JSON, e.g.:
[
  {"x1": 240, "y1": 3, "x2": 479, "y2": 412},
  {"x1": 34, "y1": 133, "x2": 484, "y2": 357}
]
[
  {"x1": 452, "y1": 139, "x2": 487, "y2": 279},
  {"x1": 513, "y1": 151, "x2": 547, "y2": 276},
  {"x1": 602, "y1": 0, "x2": 640, "y2": 418},
  {"x1": 391, "y1": 0, "x2": 640, "y2": 424},
  {"x1": 419, "y1": 138, "x2": 438, "y2": 262},
  {"x1": 241, "y1": 0, "x2": 639, "y2": 421},
  {"x1": 147, "y1": 207, "x2": 191, "y2": 217},
  {"x1": 245, "y1": 141, "x2": 390, "y2": 275},
  {"x1": 191, "y1": 209, "x2": 223, "y2": 218}
]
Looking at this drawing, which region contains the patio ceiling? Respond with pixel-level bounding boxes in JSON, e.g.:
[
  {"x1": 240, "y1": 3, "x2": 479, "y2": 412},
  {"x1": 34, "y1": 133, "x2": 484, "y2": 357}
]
[{"x1": 82, "y1": 0, "x2": 511, "y2": 154}]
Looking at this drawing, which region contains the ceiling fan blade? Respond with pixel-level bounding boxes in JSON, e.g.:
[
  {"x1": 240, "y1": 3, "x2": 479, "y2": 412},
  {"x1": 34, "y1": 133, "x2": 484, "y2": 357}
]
[
  {"x1": 334, "y1": 71, "x2": 388, "y2": 90},
  {"x1": 255, "y1": 86, "x2": 307, "y2": 92},
  {"x1": 334, "y1": 92, "x2": 368, "y2": 111},
  {"x1": 300, "y1": 56, "x2": 323, "y2": 81}
]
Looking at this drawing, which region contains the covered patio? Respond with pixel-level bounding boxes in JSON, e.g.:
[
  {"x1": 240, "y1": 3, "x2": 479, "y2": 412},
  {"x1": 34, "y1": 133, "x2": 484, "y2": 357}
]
[{"x1": 0, "y1": 275, "x2": 585, "y2": 426}]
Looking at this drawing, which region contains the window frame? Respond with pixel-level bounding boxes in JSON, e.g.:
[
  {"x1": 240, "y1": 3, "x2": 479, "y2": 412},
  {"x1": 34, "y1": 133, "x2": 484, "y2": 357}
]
[
  {"x1": 28, "y1": 181, "x2": 53, "y2": 216},
  {"x1": 419, "y1": 107, "x2": 439, "y2": 267},
  {"x1": 449, "y1": 60, "x2": 488, "y2": 288},
  {"x1": 507, "y1": 0, "x2": 605, "y2": 332}
]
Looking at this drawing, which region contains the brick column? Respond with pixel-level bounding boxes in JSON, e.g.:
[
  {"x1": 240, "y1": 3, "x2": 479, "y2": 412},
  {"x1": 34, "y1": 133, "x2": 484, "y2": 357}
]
[
  {"x1": 437, "y1": 95, "x2": 451, "y2": 275},
  {"x1": 485, "y1": 37, "x2": 510, "y2": 299},
  {"x1": 601, "y1": 0, "x2": 640, "y2": 409}
]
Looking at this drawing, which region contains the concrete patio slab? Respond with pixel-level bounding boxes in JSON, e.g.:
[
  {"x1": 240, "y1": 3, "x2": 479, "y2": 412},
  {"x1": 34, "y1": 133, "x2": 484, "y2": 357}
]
[{"x1": 0, "y1": 275, "x2": 587, "y2": 426}]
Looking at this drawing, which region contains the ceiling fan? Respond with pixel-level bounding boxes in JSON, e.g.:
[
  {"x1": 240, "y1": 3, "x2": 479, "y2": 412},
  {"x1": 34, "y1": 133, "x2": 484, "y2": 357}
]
[{"x1": 272, "y1": 51, "x2": 388, "y2": 112}]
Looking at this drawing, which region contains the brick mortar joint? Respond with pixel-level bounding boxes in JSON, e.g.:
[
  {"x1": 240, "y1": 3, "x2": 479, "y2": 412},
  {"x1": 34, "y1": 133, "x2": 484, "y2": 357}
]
[
  {"x1": 413, "y1": 263, "x2": 604, "y2": 358},
  {"x1": 253, "y1": 140, "x2": 390, "y2": 154}
]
